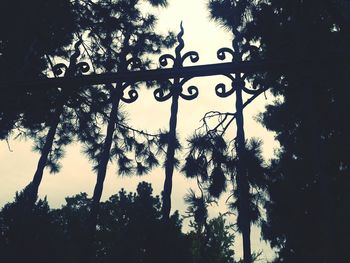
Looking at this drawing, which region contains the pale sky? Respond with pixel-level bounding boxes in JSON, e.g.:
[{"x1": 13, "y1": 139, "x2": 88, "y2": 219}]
[{"x1": 0, "y1": 0, "x2": 278, "y2": 261}]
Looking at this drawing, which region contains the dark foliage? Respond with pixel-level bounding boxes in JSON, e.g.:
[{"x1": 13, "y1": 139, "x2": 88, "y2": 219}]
[
  {"x1": 0, "y1": 182, "x2": 236, "y2": 263},
  {"x1": 246, "y1": 0, "x2": 350, "y2": 262},
  {"x1": 0, "y1": 188, "x2": 64, "y2": 263},
  {"x1": 183, "y1": 135, "x2": 267, "y2": 228},
  {"x1": 182, "y1": 133, "x2": 231, "y2": 199},
  {"x1": 187, "y1": 215, "x2": 236, "y2": 263},
  {"x1": 0, "y1": 0, "x2": 78, "y2": 139}
]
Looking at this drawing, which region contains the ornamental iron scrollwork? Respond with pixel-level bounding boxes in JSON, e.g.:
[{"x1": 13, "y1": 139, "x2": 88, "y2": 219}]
[
  {"x1": 50, "y1": 28, "x2": 266, "y2": 105},
  {"x1": 215, "y1": 35, "x2": 265, "y2": 98},
  {"x1": 52, "y1": 41, "x2": 91, "y2": 78},
  {"x1": 120, "y1": 82, "x2": 139, "y2": 104},
  {"x1": 53, "y1": 42, "x2": 143, "y2": 104},
  {"x1": 119, "y1": 57, "x2": 143, "y2": 104},
  {"x1": 154, "y1": 22, "x2": 199, "y2": 102},
  {"x1": 52, "y1": 61, "x2": 91, "y2": 77}
]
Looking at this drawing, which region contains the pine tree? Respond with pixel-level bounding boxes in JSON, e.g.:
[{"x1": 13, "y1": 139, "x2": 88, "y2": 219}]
[
  {"x1": 0, "y1": 1, "x2": 94, "y2": 205},
  {"x1": 71, "y1": 2, "x2": 176, "y2": 255},
  {"x1": 191, "y1": 1, "x2": 266, "y2": 262},
  {"x1": 245, "y1": 1, "x2": 350, "y2": 262},
  {"x1": 0, "y1": 0, "x2": 77, "y2": 139}
]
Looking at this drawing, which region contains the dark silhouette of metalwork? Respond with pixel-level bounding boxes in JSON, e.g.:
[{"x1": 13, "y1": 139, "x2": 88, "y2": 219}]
[
  {"x1": 4, "y1": 22, "x2": 350, "y2": 263},
  {"x1": 214, "y1": 30, "x2": 264, "y2": 263},
  {"x1": 5, "y1": 53, "x2": 348, "y2": 91},
  {"x1": 153, "y1": 22, "x2": 200, "y2": 221}
]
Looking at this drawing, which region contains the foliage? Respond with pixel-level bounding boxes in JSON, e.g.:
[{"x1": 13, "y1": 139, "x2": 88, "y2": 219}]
[
  {"x1": 246, "y1": 0, "x2": 350, "y2": 261},
  {"x1": 95, "y1": 182, "x2": 191, "y2": 263},
  {"x1": 183, "y1": 132, "x2": 267, "y2": 230},
  {"x1": 0, "y1": 182, "x2": 238, "y2": 262},
  {"x1": 0, "y1": 188, "x2": 64, "y2": 263},
  {"x1": 208, "y1": 0, "x2": 256, "y2": 31},
  {"x1": 0, "y1": 0, "x2": 77, "y2": 139},
  {"x1": 182, "y1": 133, "x2": 232, "y2": 198},
  {"x1": 188, "y1": 215, "x2": 236, "y2": 263},
  {"x1": 74, "y1": 0, "x2": 176, "y2": 175}
]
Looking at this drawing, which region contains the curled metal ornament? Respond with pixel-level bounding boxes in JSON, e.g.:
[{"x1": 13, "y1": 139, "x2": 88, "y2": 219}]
[
  {"x1": 126, "y1": 57, "x2": 142, "y2": 70},
  {"x1": 242, "y1": 86, "x2": 261, "y2": 95},
  {"x1": 217, "y1": 48, "x2": 235, "y2": 61},
  {"x1": 121, "y1": 88, "x2": 139, "y2": 103},
  {"x1": 179, "y1": 85, "x2": 199, "y2": 100},
  {"x1": 159, "y1": 54, "x2": 176, "y2": 67},
  {"x1": 215, "y1": 74, "x2": 236, "y2": 98},
  {"x1": 240, "y1": 73, "x2": 268, "y2": 95},
  {"x1": 53, "y1": 61, "x2": 90, "y2": 77},
  {"x1": 118, "y1": 57, "x2": 143, "y2": 104},
  {"x1": 182, "y1": 51, "x2": 199, "y2": 64},
  {"x1": 154, "y1": 22, "x2": 200, "y2": 102},
  {"x1": 215, "y1": 83, "x2": 235, "y2": 98},
  {"x1": 154, "y1": 87, "x2": 174, "y2": 102},
  {"x1": 178, "y1": 77, "x2": 199, "y2": 100},
  {"x1": 76, "y1": 62, "x2": 90, "y2": 74},
  {"x1": 52, "y1": 63, "x2": 68, "y2": 77},
  {"x1": 241, "y1": 44, "x2": 260, "y2": 58}
]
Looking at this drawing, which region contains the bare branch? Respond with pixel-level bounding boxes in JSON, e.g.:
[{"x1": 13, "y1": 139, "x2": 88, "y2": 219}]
[
  {"x1": 116, "y1": 122, "x2": 160, "y2": 138},
  {"x1": 5, "y1": 138, "x2": 13, "y2": 152},
  {"x1": 199, "y1": 87, "x2": 268, "y2": 136}
]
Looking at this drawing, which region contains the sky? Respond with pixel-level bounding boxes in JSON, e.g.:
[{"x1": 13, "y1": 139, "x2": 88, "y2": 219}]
[{"x1": 0, "y1": 0, "x2": 279, "y2": 261}]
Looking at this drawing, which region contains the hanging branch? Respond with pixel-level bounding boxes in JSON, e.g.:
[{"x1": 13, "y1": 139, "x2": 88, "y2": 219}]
[{"x1": 199, "y1": 85, "x2": 268, "y2": 137}]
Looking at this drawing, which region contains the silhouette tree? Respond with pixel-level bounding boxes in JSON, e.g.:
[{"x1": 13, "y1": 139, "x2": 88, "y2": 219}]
[
  {"x1": 0, "y1": 189, "x2": 64, "y2": 263},
  {"x1": 0, "y1": 0, "x2": 77, "y2": 139},
  {"x1": 187, "y1": 214, "x2": 236, "y2": 263},
  {"x1": 184, "y1": 186, "x2": 237, "y2": 263},
  {"x1": 0, "y1": 0, "x2": 97, "y2": 205},
  {"x1": 53, "y1": 182, "x2": 192, "y2": 262},
  {"x1": 50, "y1": 192, "x2": 92, "y2": 263},
  {"x1": 245, "y1": 0, "x2": 350, "y2": 262},
  {"x1": 1, "y1": 179, "x2": 241, "y2": 262},
  {"x1": 187, "y1": 1, "x2": 266, "y2": 262},
  {"x1": 23, "y1": 40, "x2": 93, "y2": 205},
  {"x1": 69, "y1": 1, "x2": 176, "y2": 258},
  {"x1": 2, "y1": 0, "x2": 174, "y2": 213},
  {"x1": 183, "y1": 132, "x2": 267, "y2": 262},
  {"x1": 96, "y1": 182, "x2": 192, "y2": 263}
]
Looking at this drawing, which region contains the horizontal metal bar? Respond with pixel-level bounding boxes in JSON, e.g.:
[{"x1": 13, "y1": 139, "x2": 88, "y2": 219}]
[{"x1": 2, "y1": 55, "x2": 349, "y2": 90}]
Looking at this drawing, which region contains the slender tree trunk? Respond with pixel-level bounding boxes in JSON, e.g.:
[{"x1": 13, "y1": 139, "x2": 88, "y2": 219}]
[
  {"x1": 26, "y1": 104, "x2": 63, "y2": 204},
  {"x1": 85, "y1": 31, "x2": 130, "y2": 262},
  {"x1": 162, "y1": 84, "x2": 179, "y2": 221},
  {"x1": 84, "y1": 86, "x2": 122, "y2": 263},
  {"x1": 25, "y1": 41, "x2": 82, "y2": 205},
  {"x1": 235, "y1": 79, "x2": 252, "y2": 263},
  {"x1": 90, "y1": 86, "x2": 122, "y2": 226}
]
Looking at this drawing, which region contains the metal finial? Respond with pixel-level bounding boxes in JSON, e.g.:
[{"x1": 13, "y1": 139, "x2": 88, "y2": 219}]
[{"x1": 175, "y1": 21, "x2": 185, "y2": 60}]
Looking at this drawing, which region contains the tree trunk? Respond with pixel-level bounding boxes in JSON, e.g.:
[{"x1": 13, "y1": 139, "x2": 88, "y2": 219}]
[
  {"x1": 26, "y1": 104, "x2": 63, "y2": 204},
  {"x1": 24, "y1": 41, "x2": 82, "y2": 205},
  {"x1": 161, "y1": 86, "x2": 179, "y2": 221},
  {"x1": 90, "y1": 86, "x2": 122, "y2": 226},
  {"x1": 235, "y1": 80, "x2": 252, "y2": 263},
  {"x1": 84, "y1": 86, "x2": 122, "y2": 263}
]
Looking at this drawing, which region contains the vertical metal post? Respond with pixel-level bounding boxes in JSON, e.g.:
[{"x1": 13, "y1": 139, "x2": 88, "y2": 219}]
[{"x1": 154, "y1": 23, "x2": 200, "y2": 220}]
